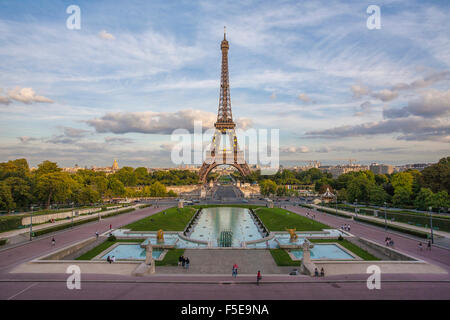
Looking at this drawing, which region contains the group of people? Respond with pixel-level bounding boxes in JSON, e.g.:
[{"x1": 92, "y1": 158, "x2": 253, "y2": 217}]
[
  {"x1": 341, "y1": 224, "x2": 351, "y2": 231},
  {"x1": 232, "y1": 264, "x2": 239, "y2": 277},
  {"x1": 418, "y1": 240, "x2": 432, "y2": 251},
  {"x1": 178, "y1": 255, "x2": 190, "y2": 269},
  {"x1": 305, "y1": 211, "x2": 316, "y2": 220},
  {"x1": 314, "y1": 267, "x2": 325, "y2": 277},
  {"x1": 106, "y1": 255, "x2": 116, "y2": 264},
  {"x1": 385, "y1": 236, "x2": 394, "y2": 246}
]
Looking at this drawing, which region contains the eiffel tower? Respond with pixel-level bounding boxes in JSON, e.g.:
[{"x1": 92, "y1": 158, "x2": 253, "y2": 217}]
[{"x1": 198, "y1": 27, "x2": 251, "y2": 184}]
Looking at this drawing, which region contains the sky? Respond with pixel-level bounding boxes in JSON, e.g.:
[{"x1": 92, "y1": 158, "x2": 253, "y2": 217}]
[{"x1": 0, "y1": 0, "x2": 449, "y2": 168}]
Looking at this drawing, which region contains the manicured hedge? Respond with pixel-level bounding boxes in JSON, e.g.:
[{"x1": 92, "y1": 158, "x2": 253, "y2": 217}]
[
  {"x1": 0, "y1": 215, "x2": 23, "y2": 232},
  {"x1": 354, "y1": 217, "x2": 429, "y2": 239},
  {"x1": 33, "y1": 208, "x2": 136, "y2": 237}
]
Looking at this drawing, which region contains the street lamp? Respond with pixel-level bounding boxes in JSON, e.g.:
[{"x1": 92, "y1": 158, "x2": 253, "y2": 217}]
[
  {"x1": 429, "y1": 206, "x2": 434, "y2": 244},
  {"x1": 29, "y1": 205, "x2": 34, "y2": 241},
  {"x1": 384, "y1": 201, "x2": 387, "y2": 232},
  {"x1": 355, "y1": 199, "x2": 358, "y2": 218},
  {"x1": 71, "y1": 202, "x2": 74, "y2": 228},
  {"x1": 335, "y1": 194, "x2": 338, "y2": 215}
]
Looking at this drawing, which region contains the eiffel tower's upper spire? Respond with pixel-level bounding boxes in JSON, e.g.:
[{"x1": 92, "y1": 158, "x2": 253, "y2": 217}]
[{"x1": 216, "y1": 26, "x2": 235, "y2": 131}]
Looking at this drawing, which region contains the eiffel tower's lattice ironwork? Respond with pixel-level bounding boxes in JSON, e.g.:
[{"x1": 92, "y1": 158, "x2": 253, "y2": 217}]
[{"x1": 198, "y1": 28, "x2": 251, "y2": 184}]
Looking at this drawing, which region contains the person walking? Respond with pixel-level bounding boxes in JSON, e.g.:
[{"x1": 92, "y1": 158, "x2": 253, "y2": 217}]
[
  {"x1": 51, "y1": 237, "x2": 55, "y2": 246},
  {"x1": 181, "y1": 256, "x2": 186, "y2": 268},
  {"x1": 185, "y1": 257, "x2": 190, "y2": 270},
  {"x1": 418, "y1": 242, "x2": 423, "y2": 251},
  {"x1": 256, "y1": 270, "x2": 262, "y2": 285},
  {"x1": 95, "y1": 231, "x2": 99, "y2": 239},
  {"x1": 427, "y1": 240, "x2": 432, "y2": 251},
  {"x1": 109, "y1": 224, "x2": 112, "y2": 230}
]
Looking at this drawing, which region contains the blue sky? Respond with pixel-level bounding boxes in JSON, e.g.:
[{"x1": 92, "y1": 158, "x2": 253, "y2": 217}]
[{"x1": 0, "y1": 0, "x2": 449, "y2": 168}]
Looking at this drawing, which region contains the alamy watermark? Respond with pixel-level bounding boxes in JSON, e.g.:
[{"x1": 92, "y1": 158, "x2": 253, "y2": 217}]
[
  {"x1": 366, "y1": 265, "x2": 381, "y2": 290},
  {"x1": 367, "y1": 5, "x2": 381, "y2": 30},
  {"x1": 66, "y1": 265, "x2": 81, "y2": 290}
]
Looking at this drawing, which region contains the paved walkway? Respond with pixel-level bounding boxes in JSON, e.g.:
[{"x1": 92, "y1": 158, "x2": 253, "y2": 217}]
[
  {"x1": 0, "y1": 204, "x2": 140, "y2": 241},
  {"x1": 158, "y1": 249, "x2": 294, "y2": 274},
  {"x1": 287, "y1": 205, "x2": 450, "y2": 272},
  {"x1": 311, "y1": 203, "x2": 450, "y2": 238},
  {"x1": 0, "y1": 205, "x2": 170, "y2": 273}
]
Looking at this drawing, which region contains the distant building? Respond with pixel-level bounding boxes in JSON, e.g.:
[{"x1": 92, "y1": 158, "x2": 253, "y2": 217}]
[
  {"x1": 321, "y1": 165, "x2": 369, "y2": 178},
  {"x1": 370, "y1": 163, "x2": 394, "y2": 175},
  {"x1": 91, "y1": 159, "x2": 120, "y2": 174},
  {"x1": 62, "y1": 164, "x2": 83, "y2": 174},
  {"x1": 394, "y1": 163, "x2": 433, "y2": 172}
]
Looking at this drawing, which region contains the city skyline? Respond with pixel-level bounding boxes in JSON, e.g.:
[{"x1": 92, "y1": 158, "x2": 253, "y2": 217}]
[{"x1": 0, "y1": 0, "x2": 449, "y2": 168}]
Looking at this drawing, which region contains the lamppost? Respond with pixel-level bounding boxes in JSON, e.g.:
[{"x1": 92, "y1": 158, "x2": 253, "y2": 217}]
[
  {"x1": 355, "y1": 199, "x2": 358, "y2": 218},
  {"x1": 335, "y1": 193, "x2": 338, "y2": 215},
  {"x1": 429, "y1": 206, "x2": 434, "y2": 244},
  {"x1": 384, "y1": 201, "x2": 387, "y2": 232},
  {"x1": 71, "y1": 202, "x2": 74, "y2": 228},
  {"x1": 29, "y1": 205, "x2": 34, "y2": 241}
]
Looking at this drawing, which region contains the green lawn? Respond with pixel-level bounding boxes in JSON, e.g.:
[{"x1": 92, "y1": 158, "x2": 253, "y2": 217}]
[
  {"x1": 270, "y1": 249, "x2": 300, "y2": 266},
  {"x1": 124, "y1": 207, "x2": 197, "y2": 231},
  {"x1": 155, "y1": 249, "x2": 185, "y2": 266},
  {"x1": 254, "y1": 207, "x2": 329, "y2": 231},
  {"x1": 75, "y1": 238, "x2": 142, "y2": 260},
  {"x1": 309, "y1": 239, "x2": 380, "y2": 261}
]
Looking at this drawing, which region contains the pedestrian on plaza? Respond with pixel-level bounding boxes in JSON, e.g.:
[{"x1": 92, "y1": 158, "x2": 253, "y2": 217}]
[
  {"x1": 178, "y1": 255, "x2": 183, "y2": 266},
  {"x1": 181, "y1": 256, "x2": 186, "y2": 268},
  {"x1": 185, "y1": 257, "x2": 190, "y2": 269},
  {"x1": 109, "y1": 224, "x2": 112, "y2": 230},
  {"x1": 51, "y1": 237, "x2": 55, "y2": 246},
  {"x1": 427, "y1": 240, "x2": 432, "y2": 251},
  {"x1": 256, "y1": 270, "x2": 262, "y2": 286},
  {"x1": 95, "y1": 231, "x2": 99, "y2": 239},
  {"x1": 107, "y1": 256, "x2": 112, "y2": 264},
  {"x1": 314, "y1": 268, "x2": 319, "y2": 277},
  {"x1": 232, "y1": 264, "x2": 238, "y2": 278},
  {"x1": 418, "y1": 242, "x2": 423, "y2": 251},
  {"x1": 320, "y1": 268, "x2": 325, "y2": 277},
  {"x1": 111, "y1": 255, "x2": 116, "y2": 263}
]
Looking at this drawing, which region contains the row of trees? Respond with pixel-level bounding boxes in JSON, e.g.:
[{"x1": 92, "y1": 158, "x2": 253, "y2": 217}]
[
  {"x1": 257, "y1": 157, "x2": 449, "y2": 210},
  {"x1": 0, "y1": 159, "x2": 185, "y2": 212}
]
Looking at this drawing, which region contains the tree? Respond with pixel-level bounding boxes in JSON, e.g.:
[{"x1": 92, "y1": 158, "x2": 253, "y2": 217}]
[
  {"x1": 35, "y1": 172, "x2": 72, "y2": 208},
  {"x1": 107, "y1": 178, "x2": 126, "y2": 197},
  {"x1": 4, "y1": 177, "x2": 32, "y2": 209},
  {"x1": 391, "y1": 172, "x2": 414, "y2": 194},
  {"x1": 427, "y1": 191, "x2": 449, "y2": 212},
  {"x1": 369, "y1": 184, "x2": 388, "y2": 206},
  {"x1": 91, "y1": 175, "x2": 108, "y2": 197},
  {"x1": 346, "y1": 176, "x2": 372, "y2": 203},
  {"x1": 149, "y1": 181, "x2": 167, "y2": 197},
  {"x1": 35, "y1": 160, "x2": 61, "y2": 176},
  {"x1": 0, "y1": 158, "x2": 30, "y2": 180},
  {"x1": 414, "y1": 188, "x2": 434, "y2": 210},
  {"x1": 259, "y1": 179, "x2": 277, "y2": 196},
  {"x1": 114, "y1": 167, "x2": 137, "y2": 187},
  {"x1": 0, "y1": 181, "x2": 15, "y2": 211},
  {"x1": 419, "y1": 157, "x2": 450, "y2": 193},
  {"x1": 392, "y1": 187, "x2": 411, "y2": 207}
]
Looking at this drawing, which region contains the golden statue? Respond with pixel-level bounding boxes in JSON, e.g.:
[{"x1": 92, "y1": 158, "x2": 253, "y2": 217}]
[
  {"x1": 157, "y1": 229, "x2": 164, "y2": 243},
  {"x1": 286, "y1": 228, "x2": 298, "y2": 242}
]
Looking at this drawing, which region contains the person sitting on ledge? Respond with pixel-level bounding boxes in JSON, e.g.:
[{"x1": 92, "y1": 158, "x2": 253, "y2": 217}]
[
  {"x1": 314, "y1": 268, "x2": 319, "y2": 277},
  {"x1": 320, "y1": 268, "x2": 325, "y2": 277},
  {"x1": 107, "y1": 256, "x2": 112, "y2": 264}
]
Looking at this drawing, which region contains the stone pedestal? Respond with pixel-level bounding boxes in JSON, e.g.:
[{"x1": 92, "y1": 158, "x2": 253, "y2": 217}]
[
  {"x1": 267, "y1": 200, "x2": 274, "y2": 208},
  {"x1": 178, "y1": 199, "x2": 184, "y2": 209},
  {"x1": 300, "y1": 240, "x2": 316, "y2": 276}
]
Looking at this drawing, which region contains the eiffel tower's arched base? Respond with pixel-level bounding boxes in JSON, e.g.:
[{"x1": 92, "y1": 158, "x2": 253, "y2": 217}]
[{"x1": 198, "y1": 161, "x2": 251, "y2": 184}]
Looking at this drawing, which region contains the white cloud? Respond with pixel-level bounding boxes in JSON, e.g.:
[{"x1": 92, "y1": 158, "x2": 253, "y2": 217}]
[
  {"x1": 298, "y1": 93, "x2": 311, "y2": 103},
  {"x1": 6, "y1": 87, "x2": 54, "y2": 104},
  {"x1": 99, "y1": 30, "x2": 115, "y2": 40}
]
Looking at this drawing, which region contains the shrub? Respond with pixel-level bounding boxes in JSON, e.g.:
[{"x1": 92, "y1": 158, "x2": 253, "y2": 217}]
[{"x1": 107, "y1": 234, "x2": 116, "y2": 242}]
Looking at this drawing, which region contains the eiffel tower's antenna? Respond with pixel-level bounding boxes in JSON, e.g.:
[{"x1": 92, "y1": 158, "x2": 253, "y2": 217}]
[{"x1": 224, "y1": 26, "x2": 226, "y2": 39}]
